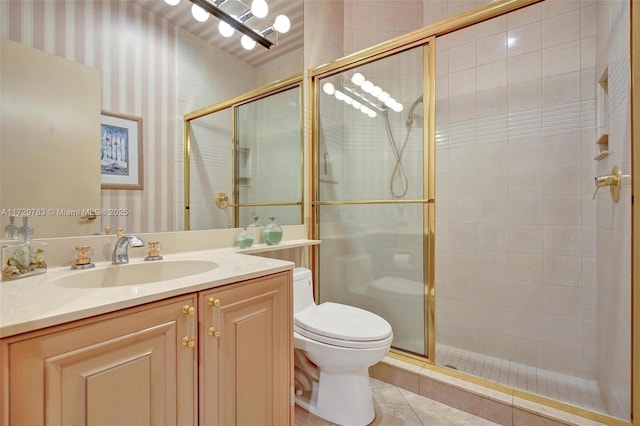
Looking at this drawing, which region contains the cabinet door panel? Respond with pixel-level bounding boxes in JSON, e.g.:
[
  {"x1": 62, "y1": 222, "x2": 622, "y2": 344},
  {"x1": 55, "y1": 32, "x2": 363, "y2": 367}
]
[
  {"x1": 200, "y1": 272, "x2": 292, "y2": 426},
  {"x1": 6, "y1": 296, "x2": 197, "y2": 426}
]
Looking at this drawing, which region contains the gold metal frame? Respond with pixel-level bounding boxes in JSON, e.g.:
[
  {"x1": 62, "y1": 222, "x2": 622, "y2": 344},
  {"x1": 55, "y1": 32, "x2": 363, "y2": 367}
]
[
  {"x1": 309, "y1": 37, "x2": 437, "y2": 361},
  {"x1": 309, "y1": 0, "x2": 636, "y2": 423},
  {"x1": 184, "y1": 73, "x2": 304, "y2": 229},
  {"x1": 632, "y1": 1, "x2": 639, "y2": 423}
]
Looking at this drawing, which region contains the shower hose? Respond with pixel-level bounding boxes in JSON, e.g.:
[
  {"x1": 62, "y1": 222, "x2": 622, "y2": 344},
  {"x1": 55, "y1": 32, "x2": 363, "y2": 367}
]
[{"x1": 382, "y1": 95, "x2": 423, "y2": 199}]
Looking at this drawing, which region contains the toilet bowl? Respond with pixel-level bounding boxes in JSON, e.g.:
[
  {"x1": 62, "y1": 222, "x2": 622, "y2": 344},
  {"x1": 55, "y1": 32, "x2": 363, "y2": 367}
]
[{"x1": 293, "y1": 267, "x2": 393, "y2": 426}]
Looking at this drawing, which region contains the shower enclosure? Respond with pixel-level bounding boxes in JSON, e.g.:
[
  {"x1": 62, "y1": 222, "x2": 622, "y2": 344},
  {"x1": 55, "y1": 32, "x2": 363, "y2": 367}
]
[{"x1": 311, "y1": 0, "x2": 631, "y2": 422}]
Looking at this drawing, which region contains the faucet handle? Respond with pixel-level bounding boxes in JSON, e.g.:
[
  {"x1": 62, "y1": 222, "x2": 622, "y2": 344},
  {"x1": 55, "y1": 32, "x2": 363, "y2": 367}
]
[
  {"x1": 592, "y1": 166, "x2": 622, "y2": 202},
  {"x1": 117, "y1": 227, "x2": 124, "y2": 239}
]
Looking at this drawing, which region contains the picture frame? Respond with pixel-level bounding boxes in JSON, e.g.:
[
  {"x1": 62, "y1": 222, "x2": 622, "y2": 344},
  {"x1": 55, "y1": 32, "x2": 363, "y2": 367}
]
[{"x1": 100, "y1": 111, "x2": 143, "y2": 190}]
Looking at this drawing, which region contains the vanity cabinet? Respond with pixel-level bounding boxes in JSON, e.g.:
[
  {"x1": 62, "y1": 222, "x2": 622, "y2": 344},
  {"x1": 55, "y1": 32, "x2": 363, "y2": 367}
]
[
  {"x1": 200, "y1": 271, "x2": 293, "y2": 426},
  {"x1": 2, "y1": 294, "x2": 198, "y2": 426},
  {"x1": 1, "y1": 270, "x2": 293, "y2": 426}
]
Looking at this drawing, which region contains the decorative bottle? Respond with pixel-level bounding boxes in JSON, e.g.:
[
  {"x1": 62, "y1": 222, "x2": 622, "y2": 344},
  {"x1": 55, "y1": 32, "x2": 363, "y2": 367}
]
[
  {"x1": 236, "y1": 227, "x2": 254, "y2": 249},
  {"x1": 247, "y1": 215, "x2": 262, "y2": 227},
  {"x1": 262, "y1": 217, "x2": 283, "y2": 245}
]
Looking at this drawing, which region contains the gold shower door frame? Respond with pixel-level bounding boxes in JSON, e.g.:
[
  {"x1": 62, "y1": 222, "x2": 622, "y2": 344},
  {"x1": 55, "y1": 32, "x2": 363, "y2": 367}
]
[
  {"x1": 310, "y1": 41, "x2": 436, "y2": 361},
  {"x1": 309, "y1": 0, "x2": 545, "y2": 365},
  {"x1": 183, "y1": 74, "x2": 304, "y2": 229}
]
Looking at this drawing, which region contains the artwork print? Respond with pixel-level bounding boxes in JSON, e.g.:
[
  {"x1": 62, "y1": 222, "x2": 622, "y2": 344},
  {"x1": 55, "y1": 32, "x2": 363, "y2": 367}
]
[
  {"x1": 101, "y1": 124, "x2": 130, "y2": 176},
  {"x1": 100, "y1": 111, "x2": 143, "y2": 190}
]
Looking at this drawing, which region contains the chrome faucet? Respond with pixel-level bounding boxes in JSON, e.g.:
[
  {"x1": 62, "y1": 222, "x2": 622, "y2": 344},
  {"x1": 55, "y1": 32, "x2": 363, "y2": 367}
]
[{"x1": 112, "y1": 231, "x2": 145, "y2": 265}]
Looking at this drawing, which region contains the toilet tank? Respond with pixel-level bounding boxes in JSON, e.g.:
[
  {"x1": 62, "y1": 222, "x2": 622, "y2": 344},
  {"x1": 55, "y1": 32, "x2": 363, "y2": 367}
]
[{"x1": 293, "y1": 267, "x2": 315, "y2": 314}]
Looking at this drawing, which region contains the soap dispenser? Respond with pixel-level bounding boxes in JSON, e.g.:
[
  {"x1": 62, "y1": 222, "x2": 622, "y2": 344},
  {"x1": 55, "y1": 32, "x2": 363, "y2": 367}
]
[{"x1": 4, "y1": 216, "x2": 18, "y2": 240}]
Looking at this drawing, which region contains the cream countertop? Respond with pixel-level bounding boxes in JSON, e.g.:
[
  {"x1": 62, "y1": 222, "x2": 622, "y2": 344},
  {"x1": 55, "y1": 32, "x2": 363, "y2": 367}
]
[{"x1": 0, "y1": 248, "x2": 294, "y2": 338}]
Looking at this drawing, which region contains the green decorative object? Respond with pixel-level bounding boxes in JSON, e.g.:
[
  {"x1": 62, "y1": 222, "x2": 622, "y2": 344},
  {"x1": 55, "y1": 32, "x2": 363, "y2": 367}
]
[
  {"x1": 262, "y1": 217, "x2": 283, "y2": 245},
  {"x1": 236, "y1": 227, "x2": 254, "y2": 249}
]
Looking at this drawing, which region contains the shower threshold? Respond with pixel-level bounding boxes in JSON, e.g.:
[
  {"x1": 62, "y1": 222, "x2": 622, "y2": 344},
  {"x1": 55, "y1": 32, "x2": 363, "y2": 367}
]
[{"x1": 436, "y1": 344, "x2": 607, "y2": 415}]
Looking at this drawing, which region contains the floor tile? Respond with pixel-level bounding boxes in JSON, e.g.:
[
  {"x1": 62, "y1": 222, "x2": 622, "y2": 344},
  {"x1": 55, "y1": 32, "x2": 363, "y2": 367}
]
[{"x1": 294, "y1": 378, "x2": 500, "y2": 426}]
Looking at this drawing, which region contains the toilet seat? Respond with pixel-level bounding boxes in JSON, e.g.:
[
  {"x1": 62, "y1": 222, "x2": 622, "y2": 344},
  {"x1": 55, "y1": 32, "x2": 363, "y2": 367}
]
[{"x1": 295, "y1": 302, "x2": 393, "y2": 349}]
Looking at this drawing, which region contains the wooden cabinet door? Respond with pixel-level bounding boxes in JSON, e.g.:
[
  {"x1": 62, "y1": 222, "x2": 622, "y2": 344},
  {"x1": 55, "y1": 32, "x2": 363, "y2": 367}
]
[
  {"x1": 3, "y1": 295, "x2": 197, "y2": 426},
  {"x1": 200, "y1": 271, "x2": 293, "y2": 426}
]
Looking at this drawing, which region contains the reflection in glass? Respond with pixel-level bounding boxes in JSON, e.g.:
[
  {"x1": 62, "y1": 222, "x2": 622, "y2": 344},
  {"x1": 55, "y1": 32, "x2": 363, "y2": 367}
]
[
  {"x1": 186, "y1": 80, "x2": 302, "y2": 230},
  {"x1": 315, "y1": 45, "x2": 428, "y2": 356},
  {"x1": 318, "y1": 204, "x2": 426, "y2": 355},
  {"x1": 236, "y1": 86, "x2": 302, "y2": 227},
  {"x1": 188, "y1": 108, "x2": 233, "y2": 230}
]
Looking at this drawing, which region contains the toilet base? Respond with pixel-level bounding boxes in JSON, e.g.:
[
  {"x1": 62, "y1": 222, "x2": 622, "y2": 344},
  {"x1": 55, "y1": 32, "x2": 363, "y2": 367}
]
[{"x1": 295, "y1": 368, "x2": 375, "y2": 426}]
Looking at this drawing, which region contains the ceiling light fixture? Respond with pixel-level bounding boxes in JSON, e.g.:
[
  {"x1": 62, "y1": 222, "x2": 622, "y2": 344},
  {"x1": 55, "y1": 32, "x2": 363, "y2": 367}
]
[
  {"x1": 169, "y1": 0, "x2": 291, "y2": 50},
  {"x1": 191, "y1": 3, "x2": 210, "y2": 22}
]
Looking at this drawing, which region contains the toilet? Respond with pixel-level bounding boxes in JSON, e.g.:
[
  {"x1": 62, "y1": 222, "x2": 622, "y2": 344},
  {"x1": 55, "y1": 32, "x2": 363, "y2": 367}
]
[{"x1": 292, "y1": 267, "x2": 393, "y2": 426}]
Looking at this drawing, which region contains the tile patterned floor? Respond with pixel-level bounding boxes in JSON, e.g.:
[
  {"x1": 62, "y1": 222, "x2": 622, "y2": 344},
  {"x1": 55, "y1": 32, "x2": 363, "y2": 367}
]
[
  {"x1": 436, "y1": 344, "x2": 607, "y2": 414},
  {"x1": 294, "y1": 378, "x2": 500, "y2": 426}
]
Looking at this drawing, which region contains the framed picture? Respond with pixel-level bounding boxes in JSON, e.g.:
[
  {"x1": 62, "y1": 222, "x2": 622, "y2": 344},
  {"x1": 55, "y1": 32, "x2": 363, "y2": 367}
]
[{"x1": 100, "y1": 111, "x2": 143, "y2": 190}]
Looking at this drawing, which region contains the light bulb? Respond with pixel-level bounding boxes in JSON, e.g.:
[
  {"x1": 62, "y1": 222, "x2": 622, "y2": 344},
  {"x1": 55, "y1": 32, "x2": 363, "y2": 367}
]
[
  {"x1": 334, "y1": 90, "x2": 345, "y2": 101},
  {"x1": 371, "y1": 86, "x2": 382, "y2": 97},
  {"x1": 392, "y1": 102, "x2": 404, "y2": 112},
  {"x1": 351, "y1": 72, "x2": 365, "y2": 86},
  {"x1": 367, "y1": 110, "x2": 377, "y2": 118},
  {"x1": 352, "y1": 100, "x2": 361, "y2": 109},
  {"x1": 361, "y1": 80, "x2": 374, "y2": 93},
  {"x1": 218, "y1": 21, "x2": 235, "y2": 37},
  {"x1": 273, "y1": 15, "x2": 291, "y2": 33},
  {"x1": 164, "y1": 0, "x2": 180, "y2": 5},
  {"x1": 343, "y1": 95, "x2": 353, "y2": 105},
  {"x1": 191, "y1": 4, "x2": 209, "y2": 22},
  {"x1": 360, "y1": 105, "x2": 368, "y2": 113},
  {"x1": 378, "y1": 91, "x2": 390, "y2": 102},
  {"x1": 251, "y1": 0, "x2": 268, "y2": 18},
  {"x1": 384, "y1": 97, "x2": 396, "y2": 108},
  {"x1": 241, "y1": 35, "x2": 256, "y2": 50},
  {"x1": 322, "y1": 82, "x2": 336, "y2": 95}
]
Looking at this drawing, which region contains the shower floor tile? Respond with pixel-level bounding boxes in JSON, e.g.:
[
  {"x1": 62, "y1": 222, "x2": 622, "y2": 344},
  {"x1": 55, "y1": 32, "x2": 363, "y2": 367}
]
[{"x1": 436, "y1": 344, "x2": 607, "y2": 414}]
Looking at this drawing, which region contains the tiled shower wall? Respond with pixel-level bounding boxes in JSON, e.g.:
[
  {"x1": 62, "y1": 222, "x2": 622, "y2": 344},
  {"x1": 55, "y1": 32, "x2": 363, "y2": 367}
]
[
  {"x1": 435, "y1": 0, "x2": 598, "y2": 377},
  {"x1": 594, "y1": 0, "x2": 631, "y2": 419}
]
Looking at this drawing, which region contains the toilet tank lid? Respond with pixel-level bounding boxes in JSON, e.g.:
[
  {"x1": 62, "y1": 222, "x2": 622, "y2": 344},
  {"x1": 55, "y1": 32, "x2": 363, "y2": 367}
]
[{"x1": 293, "y1": 267, "x2": 312, "y2": 280}]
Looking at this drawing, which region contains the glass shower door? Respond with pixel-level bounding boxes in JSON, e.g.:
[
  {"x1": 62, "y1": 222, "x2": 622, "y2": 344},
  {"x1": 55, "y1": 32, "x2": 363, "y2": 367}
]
[{"x1": 314, "y1": 44, "x2": 432, "y2": 357}]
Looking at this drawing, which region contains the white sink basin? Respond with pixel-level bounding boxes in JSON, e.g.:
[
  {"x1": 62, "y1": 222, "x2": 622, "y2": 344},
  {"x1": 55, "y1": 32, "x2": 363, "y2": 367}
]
[{"x1": 55, "y1": 260, "x2": 218, "y2": 288}]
